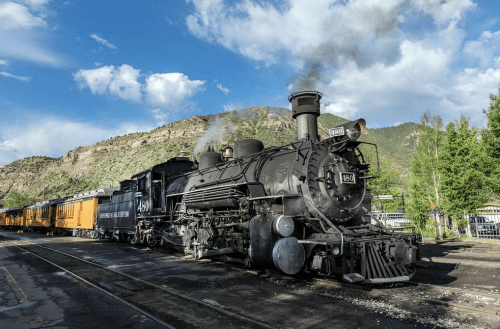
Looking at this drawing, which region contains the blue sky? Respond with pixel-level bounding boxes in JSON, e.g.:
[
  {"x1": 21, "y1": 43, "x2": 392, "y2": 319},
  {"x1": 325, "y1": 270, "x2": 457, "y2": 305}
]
[{"x1": 1, "y1": 0, "x2": 500, "y2": 166}]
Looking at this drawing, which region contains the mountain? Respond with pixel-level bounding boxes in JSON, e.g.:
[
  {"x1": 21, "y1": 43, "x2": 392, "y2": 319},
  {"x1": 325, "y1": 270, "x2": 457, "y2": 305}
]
[{"x1": 0, "y1": 107, "x2": 420, "y2": 202}]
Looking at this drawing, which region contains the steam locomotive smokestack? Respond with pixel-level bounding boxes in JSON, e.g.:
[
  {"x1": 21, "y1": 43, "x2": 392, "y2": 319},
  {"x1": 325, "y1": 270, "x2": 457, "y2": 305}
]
[{"x1": 288, "y1": 91, "x2": 322, "y2": 141}]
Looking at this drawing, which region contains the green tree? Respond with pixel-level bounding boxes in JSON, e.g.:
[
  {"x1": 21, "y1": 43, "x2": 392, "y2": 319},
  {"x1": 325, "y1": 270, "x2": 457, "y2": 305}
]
[
  {"x1": 438, "y1": 117, "x2": 488, "y2": 229},
  {"x1": 482, "y1": 89, "x2": 500, "y2": 198},
  {"x1": 367, "y1": 158, "x2": 404, "y2": 213},
  {"x1": 5, "y1": 191, "x2": 32, "y2": 208},
  {"x1": 407, "y1": 111, "x2": 444, "y2": 236}
]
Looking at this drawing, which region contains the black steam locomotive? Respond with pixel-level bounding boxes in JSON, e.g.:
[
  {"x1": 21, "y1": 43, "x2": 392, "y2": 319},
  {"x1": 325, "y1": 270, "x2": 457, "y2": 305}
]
[{"x1": 97, "y1": 91, "x2": 422, "y2": 284}]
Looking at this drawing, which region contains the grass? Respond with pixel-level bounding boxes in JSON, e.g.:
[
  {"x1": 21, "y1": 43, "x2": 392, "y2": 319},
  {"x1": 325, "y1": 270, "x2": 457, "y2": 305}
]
[{"x1": 454, "y1": 236, "x2": 500, "y2": 244}]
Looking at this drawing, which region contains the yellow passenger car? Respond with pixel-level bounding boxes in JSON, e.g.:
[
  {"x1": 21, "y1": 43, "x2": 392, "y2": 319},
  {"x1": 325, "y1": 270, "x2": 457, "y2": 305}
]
[
  {"x1": 25, "y1": 205, "x2": 37, "y2": 228},
  {"x1": 55, "y1": 188, "x2": 116, "y2": 236},
  {"x1": 5, "y1": 206, "x2": 25, "y2": 228},
  {"x1": 0, "y1": 209, "x2": 6, "y2": 228},
  {"x1": 26, "y1": 199, "x2": 65, "y2": 231}
]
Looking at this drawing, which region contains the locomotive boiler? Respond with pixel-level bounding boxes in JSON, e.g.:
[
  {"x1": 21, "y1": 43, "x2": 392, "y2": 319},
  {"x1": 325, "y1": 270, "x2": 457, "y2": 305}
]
[{"x1": 125, "y1": 91, "x2": 422, "y2": 284}]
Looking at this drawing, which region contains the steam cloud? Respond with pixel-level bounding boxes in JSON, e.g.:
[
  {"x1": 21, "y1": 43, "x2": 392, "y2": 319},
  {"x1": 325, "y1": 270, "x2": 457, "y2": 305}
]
[
  {"x1": 193, "y1": 116, "x2": 234, "y2": 156},
  {"x1": 193, "y1": 107, "x2": 264, "y2": 157}
]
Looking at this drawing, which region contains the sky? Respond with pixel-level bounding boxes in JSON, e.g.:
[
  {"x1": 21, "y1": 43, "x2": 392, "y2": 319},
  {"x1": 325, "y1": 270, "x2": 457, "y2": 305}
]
[{"x1": 1, "y1": 0, "x2": 500, "y2": 166}]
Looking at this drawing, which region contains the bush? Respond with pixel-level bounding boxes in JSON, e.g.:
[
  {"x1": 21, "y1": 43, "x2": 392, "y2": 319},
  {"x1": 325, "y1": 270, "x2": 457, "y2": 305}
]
[{"x1": 5, "y1": 191, "x2": 32, "y2": 207}]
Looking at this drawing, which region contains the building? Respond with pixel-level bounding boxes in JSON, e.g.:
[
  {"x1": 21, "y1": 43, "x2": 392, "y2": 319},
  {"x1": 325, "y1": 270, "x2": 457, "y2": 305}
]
[{"x1": 477, "y1": 203, "x2": 500, "y2": 224}]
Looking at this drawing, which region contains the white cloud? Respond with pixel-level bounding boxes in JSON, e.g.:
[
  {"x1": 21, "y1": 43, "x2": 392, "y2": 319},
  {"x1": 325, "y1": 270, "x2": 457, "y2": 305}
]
[
  {"x1": 223, "y1": 102, "x2": 242, "y2": 112},
  {"x1": 74, "y1": 64, "x2": 142, "y2": 102},
  {"x1": 185, "y1": 0, "x2": 476, "y2": 70},
  {"x1": 186, "y1": 0, "x2": 410, "y2": 67},
  {"x1": 21, "y1": 0, "x2": 50, "y2": 10},
  {"x1": 413, "y1": 0, "x2": 475, "y2": 25},
  {"x1": 74, "y1": 65, "x2": 205, "y2": 109},
  {"x1": 151, "y1": 108, "x2": 169, "y2": 126},
  {"x1": 0, "y1": 59, "x2": 7, "y2": 65},
  {"x1": 74, "y1": 65, "x2": 115, "y2": 95},
  {"x1": 0, "y1": 1, "x2": 64, "y2": 66},
  {"x1": 144, "y1": 72, "x2": 205, "y2": 108},
  {"x1": 89, "y1": 33, "x2": 119, "y2": 51},
  {"x1": 186, "y1": 1, "x2": 495, "y2": 127},
  {"x1": 322, "y1": 39, "x2": 499, "y2": 127},
  {"x1": 0, "y1": 116, "x2": 154, "y2": 166},
  {"x1": 0, "y1": 71, "x2": 31, "y2": 81},
  {"x1": 108, "y1": 65, "x2": 142, "y2": 102},
  {"x1": 463, "y1": 31, "x2": 500, "y2": 69},
  {"x1": 217, "y1": 83, "x2": 229, "y2": 94},
  {"x1": 0, "y1": 2, "x2": 46, "y2": 30}
]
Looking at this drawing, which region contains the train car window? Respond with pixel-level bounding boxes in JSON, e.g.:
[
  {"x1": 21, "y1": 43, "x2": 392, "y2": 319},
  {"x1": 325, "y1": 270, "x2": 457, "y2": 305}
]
[
  {"x1": 153, "y1": 181, "x2": 161, "y2": 208},
  {"x1": 98, "y1": 197, "x2": 111, "y2": 204},
  {"x1": 42, "y1": 207, "x2": 49, "y2": 219},
  {"x1": 138, "y1": 178, "x2": 145, "y2": 193}
]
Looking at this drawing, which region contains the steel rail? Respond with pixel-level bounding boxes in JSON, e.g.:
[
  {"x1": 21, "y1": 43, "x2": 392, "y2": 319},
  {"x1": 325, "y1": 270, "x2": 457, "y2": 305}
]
[
  {"x1": 3, "y1": 236, "x2": 274, "y2": 329},
  {"x1": 1, "y1": 239, "x2": 176, "y2": 329}
]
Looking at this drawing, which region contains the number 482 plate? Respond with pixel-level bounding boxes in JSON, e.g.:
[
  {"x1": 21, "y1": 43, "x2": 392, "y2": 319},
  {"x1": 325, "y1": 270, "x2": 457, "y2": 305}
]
[{"x1": 340, "y1": 172, "x2": 356, "y2": 184}]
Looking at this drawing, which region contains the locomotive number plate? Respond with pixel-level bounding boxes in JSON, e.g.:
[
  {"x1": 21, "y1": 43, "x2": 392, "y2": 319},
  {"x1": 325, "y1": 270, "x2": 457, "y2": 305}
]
[
  {"x1": 329, "y1": 126, "x2": 345, "y2": 137},
  {"x1": 340, "y1": 172, "x2": 356, "y2": 184}
]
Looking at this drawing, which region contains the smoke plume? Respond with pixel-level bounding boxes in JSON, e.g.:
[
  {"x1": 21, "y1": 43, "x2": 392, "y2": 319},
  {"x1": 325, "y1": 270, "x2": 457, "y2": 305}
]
[{"x1": 193, "y1": 116, "x2": 234, "y2": 156}]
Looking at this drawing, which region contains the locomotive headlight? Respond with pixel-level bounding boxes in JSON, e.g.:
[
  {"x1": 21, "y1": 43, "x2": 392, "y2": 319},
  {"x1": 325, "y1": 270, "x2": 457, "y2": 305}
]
[
  {"x1": 329, "y1": 118, "x2": 366, "y2": 141},
  {"x1": 345, "y1": 119, "x2": 366, "y2": 141},
  {"x1": 332, "y1": 246, "x2": 340, "y2": 255},
  {"x1": 346, "y1": 125, "x2": 362, "y2": 140}
]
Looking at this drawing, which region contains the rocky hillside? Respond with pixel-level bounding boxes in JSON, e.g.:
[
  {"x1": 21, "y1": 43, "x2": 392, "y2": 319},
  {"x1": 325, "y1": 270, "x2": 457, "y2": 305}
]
[{"x1": 0, "y1": 107, "x2": 420, "y2": 202}]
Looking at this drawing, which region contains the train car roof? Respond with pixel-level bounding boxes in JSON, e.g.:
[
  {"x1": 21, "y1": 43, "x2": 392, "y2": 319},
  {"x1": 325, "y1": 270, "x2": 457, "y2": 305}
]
[
  {"x1": 64, "y1": 188, "x2": 118, "y2": 203},
  {"x1": 132, "y1": 157, "x2": 193, "y2": 179},
  {"x1": 27, "y1": 198, "x2": 66, "y2": 209},
  {"x1": 5, "y1": 206, "x2": 25, "y2": 212}
]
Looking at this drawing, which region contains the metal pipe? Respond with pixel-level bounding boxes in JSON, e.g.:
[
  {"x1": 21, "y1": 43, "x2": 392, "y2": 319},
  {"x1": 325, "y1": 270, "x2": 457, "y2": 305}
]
[
  {"x1": 288, "y1": 91, "x2": 322, "y2": 141},
  {"x1": 197, "y1": 247, "x2": 234, "y2": 259},
  {"x1": 296, "y1": 114, "x2": 319, "y2": 141}
]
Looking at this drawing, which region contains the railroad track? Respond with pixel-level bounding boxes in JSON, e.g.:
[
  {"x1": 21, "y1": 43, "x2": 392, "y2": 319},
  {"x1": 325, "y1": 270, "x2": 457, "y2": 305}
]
[
  {"x1": 311, "y1": 277, "x2": 500, "y2": 319},
  {"x1": 0, "y1": 237, "x2": 273, "y2": 329}
]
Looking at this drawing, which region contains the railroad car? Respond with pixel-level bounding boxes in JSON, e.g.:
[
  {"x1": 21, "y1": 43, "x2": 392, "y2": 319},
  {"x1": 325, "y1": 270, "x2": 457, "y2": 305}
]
[
  {"x1": 25, "y1": 199, "x2": 65, "y2": 232},
  {"x1": 96, "y1": 180, "x2": 137, "y2": 241},
  {"x1": 125, "y1": 91, "x2": 422, "y2": 284},
  {"x1": 5, "y1": 206, "x2": 25, "y2": 229},
  {"x1": 55, "y1": 188, "x2": 115, "y2": 237},
  {"x1": 0, "y1": 209, "x2": 6, "y2": 228},
  {"x1": 25, "y1": 204, "x2": 36, "y2": 228}
]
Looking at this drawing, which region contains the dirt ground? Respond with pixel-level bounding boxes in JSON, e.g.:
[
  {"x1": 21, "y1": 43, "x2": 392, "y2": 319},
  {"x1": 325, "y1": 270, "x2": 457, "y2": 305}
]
[{"x1": 1, "y1": 232, "x2": 499, "y2": 329}]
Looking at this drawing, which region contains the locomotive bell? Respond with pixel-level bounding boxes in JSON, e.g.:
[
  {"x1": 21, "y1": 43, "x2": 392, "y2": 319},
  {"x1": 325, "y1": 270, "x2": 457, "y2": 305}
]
[
  {"x1": 221, "y1": 146, "x2": 233, "y2": 160},
  {"x1": 288, "y1": 91, "x2": 322, "y2": 141}
]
